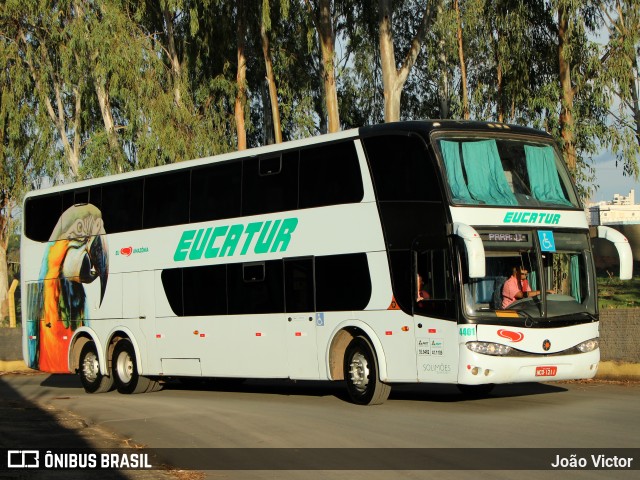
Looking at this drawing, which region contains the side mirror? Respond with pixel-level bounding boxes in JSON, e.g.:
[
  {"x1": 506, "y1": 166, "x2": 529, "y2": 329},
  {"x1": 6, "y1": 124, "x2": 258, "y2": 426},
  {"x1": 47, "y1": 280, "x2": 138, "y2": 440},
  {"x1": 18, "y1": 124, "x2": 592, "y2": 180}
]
[
  {"x1": 453, "y1": 222, "x2": 485, "y2": 278},
  {"x1": 595, "y1": 226, "x2": 633, "y2": 280}
]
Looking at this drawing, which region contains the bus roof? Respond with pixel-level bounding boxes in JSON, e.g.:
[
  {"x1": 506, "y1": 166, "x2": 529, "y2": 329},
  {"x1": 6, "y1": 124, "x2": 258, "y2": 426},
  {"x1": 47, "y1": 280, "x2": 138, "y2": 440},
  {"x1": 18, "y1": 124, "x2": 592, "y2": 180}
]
[{"x1": 25, "y1": 120, "x2": 552, "y2": 198}]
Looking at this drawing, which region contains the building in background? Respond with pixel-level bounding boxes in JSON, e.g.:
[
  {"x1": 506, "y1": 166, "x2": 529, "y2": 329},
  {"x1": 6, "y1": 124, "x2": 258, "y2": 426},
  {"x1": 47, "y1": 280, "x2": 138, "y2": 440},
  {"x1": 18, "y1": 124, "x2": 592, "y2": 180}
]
[
  {"x1": 588, "y1": 189, "x2": 638, "y2": 226},
  {"x1": 587, "y1": 189, "x2": 639, "y2": 273}
]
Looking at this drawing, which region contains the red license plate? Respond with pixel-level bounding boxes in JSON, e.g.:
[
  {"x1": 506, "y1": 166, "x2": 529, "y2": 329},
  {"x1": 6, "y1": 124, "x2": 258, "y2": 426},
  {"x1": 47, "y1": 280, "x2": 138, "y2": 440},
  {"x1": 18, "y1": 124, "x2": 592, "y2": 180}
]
[{"x1": 535, "y1": 366, "x2": 558, "y2": 376}]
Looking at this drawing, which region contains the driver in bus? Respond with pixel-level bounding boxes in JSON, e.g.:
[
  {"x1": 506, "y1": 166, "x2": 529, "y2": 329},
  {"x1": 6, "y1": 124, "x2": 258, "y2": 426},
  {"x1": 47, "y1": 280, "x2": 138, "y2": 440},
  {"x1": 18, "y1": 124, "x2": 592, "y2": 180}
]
[{"x1": 501, "y1": 266, "x2": 541, "y2": 308}]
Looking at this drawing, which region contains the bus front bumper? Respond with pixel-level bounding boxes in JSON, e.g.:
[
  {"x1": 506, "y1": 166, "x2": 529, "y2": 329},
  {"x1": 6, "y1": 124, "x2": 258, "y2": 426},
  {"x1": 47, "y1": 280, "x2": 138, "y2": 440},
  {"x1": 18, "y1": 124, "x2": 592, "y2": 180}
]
[{"x1": 457, "y1": 347, "x2": 600, "y2": 385}]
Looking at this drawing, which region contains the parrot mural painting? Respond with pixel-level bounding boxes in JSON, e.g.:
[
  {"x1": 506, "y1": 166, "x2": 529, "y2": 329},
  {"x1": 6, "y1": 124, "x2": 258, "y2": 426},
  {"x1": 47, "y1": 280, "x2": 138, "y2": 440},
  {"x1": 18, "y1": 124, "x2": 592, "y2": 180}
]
[{"x1": 26, "y1": 204, "x2": 109, "y2": 372}]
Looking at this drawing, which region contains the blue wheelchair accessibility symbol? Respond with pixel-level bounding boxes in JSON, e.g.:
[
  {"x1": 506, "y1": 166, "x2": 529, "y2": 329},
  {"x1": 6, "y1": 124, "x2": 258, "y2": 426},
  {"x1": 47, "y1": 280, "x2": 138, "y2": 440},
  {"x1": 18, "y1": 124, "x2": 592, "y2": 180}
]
[{"x1": 538, "y1": 230, "x2": 556, "y2": 252}]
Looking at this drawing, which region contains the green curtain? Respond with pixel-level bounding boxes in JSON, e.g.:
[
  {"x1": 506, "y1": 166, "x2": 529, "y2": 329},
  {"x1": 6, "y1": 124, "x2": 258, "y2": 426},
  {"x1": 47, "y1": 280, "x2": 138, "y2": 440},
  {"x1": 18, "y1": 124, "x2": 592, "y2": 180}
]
[
  {"x1": 440, "y1": 140, "x2": 475, "y2": 203},
  {"x1": 570, "y1": 255, "x2": 582, "y2": 303},
  {"x1": 524, "y1": 145, "x2": 572, "y2": 206},
  {"x1": 462, "y1": 140, "x2": 517, "y2": 205},
  {"x1": 529, "y1": 270, "x2": 537, "y2": 291}
]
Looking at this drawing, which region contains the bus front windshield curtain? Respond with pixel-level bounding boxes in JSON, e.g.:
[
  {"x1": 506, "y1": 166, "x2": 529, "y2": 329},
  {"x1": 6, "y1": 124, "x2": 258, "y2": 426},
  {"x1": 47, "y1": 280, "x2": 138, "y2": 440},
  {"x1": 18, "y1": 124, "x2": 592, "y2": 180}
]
[{"x1": 524, "y1": 145, "x2": 572, "y2": 206}]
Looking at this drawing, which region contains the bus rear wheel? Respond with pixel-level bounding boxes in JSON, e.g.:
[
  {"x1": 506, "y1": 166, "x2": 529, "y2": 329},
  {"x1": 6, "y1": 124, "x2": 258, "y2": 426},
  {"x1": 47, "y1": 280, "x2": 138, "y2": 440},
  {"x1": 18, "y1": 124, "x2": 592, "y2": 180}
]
[
  {"x1": 79, "y1": 341, "x2": 114, "y2": 394},
  {"x1": 344, "y1": 336, "x2": 391, "y2": 405},
  {"x1": 112, "y1": 339, "x2": 161, "y2": 394}
]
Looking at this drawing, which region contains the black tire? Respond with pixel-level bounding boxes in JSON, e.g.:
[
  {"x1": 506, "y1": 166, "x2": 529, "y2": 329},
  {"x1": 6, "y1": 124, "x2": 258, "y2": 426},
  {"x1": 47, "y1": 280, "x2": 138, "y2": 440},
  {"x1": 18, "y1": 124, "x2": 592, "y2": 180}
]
[
  {"x1": 112, "y1": 339, "x2": 161, "y2": 394},
  {"x1": 344, "y1": 336, "x2": 391, "y2": 405},
  {"x1": 457, "y1": 383, "x2": 494, "y2": 397},
  {"x1": 79, "y1": 341, "x2": 114, "y2": 394}
]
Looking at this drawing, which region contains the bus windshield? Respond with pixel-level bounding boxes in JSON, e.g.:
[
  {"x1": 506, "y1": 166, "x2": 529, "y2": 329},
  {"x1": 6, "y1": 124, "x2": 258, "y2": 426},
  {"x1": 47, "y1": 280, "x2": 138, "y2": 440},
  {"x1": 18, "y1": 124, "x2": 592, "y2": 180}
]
[
  {"x1": 434, "y1": 134, "x2": 579, "y2": 208},
  {"x1": 463, "y1": 230, "x2": 597, "y2": 320}
]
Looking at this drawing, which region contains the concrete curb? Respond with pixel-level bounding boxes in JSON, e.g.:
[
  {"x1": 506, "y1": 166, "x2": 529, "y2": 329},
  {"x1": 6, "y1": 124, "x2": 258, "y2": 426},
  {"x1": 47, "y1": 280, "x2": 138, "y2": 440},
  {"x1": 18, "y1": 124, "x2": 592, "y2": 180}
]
[
  {"x1": 0, "y1": 360, "x2": 33, "y2": 373},
  {"x1": 596, "y1": 360, "x2": 640, "y2": 381}
]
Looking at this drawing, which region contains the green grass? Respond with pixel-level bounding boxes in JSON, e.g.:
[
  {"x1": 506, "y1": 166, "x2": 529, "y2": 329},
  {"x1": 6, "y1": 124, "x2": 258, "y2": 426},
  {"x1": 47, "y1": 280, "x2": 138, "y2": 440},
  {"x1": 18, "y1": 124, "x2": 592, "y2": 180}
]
[{"x1": 597, "y1": 276, "x2": 640, "y2": 309}]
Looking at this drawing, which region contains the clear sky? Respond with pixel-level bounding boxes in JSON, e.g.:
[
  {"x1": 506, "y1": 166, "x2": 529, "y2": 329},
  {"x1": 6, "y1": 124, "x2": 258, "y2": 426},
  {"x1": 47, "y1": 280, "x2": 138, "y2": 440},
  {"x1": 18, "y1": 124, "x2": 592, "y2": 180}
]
[{"x1": 590, "y1": 151, "x2": 639, "y2": 204}]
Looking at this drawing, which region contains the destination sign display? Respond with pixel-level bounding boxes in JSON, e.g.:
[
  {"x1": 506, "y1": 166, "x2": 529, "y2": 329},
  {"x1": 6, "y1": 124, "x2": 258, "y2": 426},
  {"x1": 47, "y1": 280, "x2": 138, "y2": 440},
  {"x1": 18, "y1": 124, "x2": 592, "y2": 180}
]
[{"x1": 480, "y1": 233, "x2": 529, "y2": 243}]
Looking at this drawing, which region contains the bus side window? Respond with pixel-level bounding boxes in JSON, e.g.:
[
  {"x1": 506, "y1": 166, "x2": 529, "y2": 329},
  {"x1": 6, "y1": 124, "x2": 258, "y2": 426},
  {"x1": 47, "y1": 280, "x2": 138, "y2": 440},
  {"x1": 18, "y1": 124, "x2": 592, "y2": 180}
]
[
  {"x1": 243, "y1": 151, "x2": 299, "y2": 216},
  {"x1": 315, "y1": 253, "x2": 371, "y2": 311},
  {"x1": 101, "y1": 179, "x2": 143, "y2": 233},
  {"x1": 284, "y1": 258, "x2": 315, "y2": 313},
  {"x1": 227, "y1": 261, "x2": 284, "y2": 315},
  {"x1": 299, "y1": 141, "x2": 364, "y2": 208},
  {"x1": 415, "y1": 249, "x2": 455, "y2": 318},
  {"x1": 25, "y1": 194, "x2": 63, "y2": 241},
  {"x1": 190, "y1": 160, "x2": 242, "y2": 223},
  {"x1": 143, "y1": 170, "x2": 190, "y2": 229},
  {"x1": 363, "y1": 134, "x2": 441, "y2": 202}
]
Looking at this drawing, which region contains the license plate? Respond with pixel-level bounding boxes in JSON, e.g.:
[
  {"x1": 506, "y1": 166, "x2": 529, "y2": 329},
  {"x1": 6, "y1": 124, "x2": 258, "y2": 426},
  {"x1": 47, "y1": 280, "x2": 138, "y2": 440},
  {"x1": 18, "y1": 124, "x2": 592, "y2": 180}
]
[{"x1": 535, "y1": 366, "x2": 557, "y2": 376}]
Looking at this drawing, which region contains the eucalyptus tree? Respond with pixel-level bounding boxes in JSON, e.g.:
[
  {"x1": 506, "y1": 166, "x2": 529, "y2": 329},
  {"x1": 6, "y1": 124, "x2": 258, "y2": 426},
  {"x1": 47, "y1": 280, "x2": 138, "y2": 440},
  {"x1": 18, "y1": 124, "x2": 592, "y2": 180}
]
[
  {"x1": 547, "y1": 0, "x2": 610, "y2": 193},
  {"x1": 378, "y1": 0, "x2": 437, "y2": 122},
  {"x1": 132, "y1": 0, "x2": 236, "y2": 164},
  {"x1": 5, "y1": 1, "x2": 91, "y2": 179},
  {"x1": 235, "y1": 0, "x2": 249, "y2": 149},
  {"x1": 600, "y1": 0, "x2": 640, "y2": 179},
  {"x1": 0, "y1": 5, "x2": 55, "y2": 318},
  {"x1": 305, "y1": 0, "x2": 341, "y2": 132}
]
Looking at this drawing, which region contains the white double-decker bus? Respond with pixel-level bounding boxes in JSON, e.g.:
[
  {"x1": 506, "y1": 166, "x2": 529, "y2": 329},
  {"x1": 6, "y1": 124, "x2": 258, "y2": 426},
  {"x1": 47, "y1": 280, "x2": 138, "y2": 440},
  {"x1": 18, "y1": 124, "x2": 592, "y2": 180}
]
[{"x1": 21, "y1": 121, "x2": 633, "y2": 404}]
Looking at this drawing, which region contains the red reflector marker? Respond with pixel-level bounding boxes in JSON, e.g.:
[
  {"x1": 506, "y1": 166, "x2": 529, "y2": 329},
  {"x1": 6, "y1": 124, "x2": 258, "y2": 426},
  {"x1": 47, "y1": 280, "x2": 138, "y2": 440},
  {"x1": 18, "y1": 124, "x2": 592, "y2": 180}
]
[
  {"x1": 428, "y1": 329, "x2": 437, "y2": 333},
  {"x1": 256, "y1": 332, "x2": 262, "y2": 337},
  {"x1": 385, "y1": 331, "x2": 393, "y2": 336},
  {"x1": 200, "y1": 333, "x2": 205, "y2": 337},
  {"x1": 295, "y1": 332, "x2": 302, "y2": 336},
  {"x1": 156, "y1": 334, "x2": 163, "y2": 339}
]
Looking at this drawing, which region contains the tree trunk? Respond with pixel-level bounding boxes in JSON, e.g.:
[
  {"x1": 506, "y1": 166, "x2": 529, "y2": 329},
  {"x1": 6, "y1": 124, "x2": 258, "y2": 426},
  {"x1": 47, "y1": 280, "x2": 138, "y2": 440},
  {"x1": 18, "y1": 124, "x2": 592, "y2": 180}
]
[
  {"x1": 0, "y1": 208, "x2": 9, "y2": 320},
  {"x1": 0, "y1": 245, "x2": 7, "y2": 320},
  {"x1": 260, "y1": 18, "x2": 282, "y2": 143},
  {"x1": 438, "y1": 2, "x2": 449, "y2": 119},
  {"x1": 378, "y1": 0, "x2": 435, "y2": 122},
  {"x1": 558, "y1": 5, "x2": 577, "y2": 173},
  {"x1": 378, "y1": 1, "x2": 401, "y2": 122},
  {"x1": 631, "y1": 55, "x2": 640, "y2": 147},
  {"x1": 94, "y1": 78, "x2": 124, "y2": 171},
  {"x1": 162, "y1": 4, "x2": 183, "y2": 109},
  {"x1": 496, "y1": 61, "x2": 503, "y2": 123},
  {"x1": 455, "y1": 0, "x2": 469, "y2": 120},
  {"x1": 317, "y1": 0, "x2": 340, "y2": 133},
  {"x1": 235, "y1": 0, "x2": 248, "y2": 150},
  {"x1": 494, "y1": 26, "x2": 504, "y2": 123}
]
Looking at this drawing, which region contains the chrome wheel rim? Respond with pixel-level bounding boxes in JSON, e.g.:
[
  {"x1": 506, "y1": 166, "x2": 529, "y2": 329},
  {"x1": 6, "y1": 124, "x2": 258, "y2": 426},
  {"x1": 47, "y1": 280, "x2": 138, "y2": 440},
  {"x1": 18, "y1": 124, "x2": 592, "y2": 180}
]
[
  {"x1": 116, "y1": 351, "x2": 134, "y2": 384},
  {"x1": 348, "y1": 351, "x2": 370, "y2": 393},
  {"x1": 82, "y1": 351, "x2": 100, "y2": 383}
]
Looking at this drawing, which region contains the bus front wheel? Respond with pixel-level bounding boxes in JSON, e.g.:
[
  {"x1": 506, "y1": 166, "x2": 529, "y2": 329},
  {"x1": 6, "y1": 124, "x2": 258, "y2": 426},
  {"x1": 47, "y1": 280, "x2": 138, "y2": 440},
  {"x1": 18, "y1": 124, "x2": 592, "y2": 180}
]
[
  {"x1": 112, "y1": 339, "x2": 160, "y2": 394},
  {"x1": 79, "y1": 341, "x2": 114, "y2": 394},
  {"x1": 344, "y1": 336, "x2": 391, "y2": 405}
]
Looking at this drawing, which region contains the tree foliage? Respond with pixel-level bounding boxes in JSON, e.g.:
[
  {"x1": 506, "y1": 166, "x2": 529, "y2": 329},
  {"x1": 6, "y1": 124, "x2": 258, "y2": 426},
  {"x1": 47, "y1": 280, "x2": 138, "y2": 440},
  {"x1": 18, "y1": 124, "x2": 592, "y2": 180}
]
[{"x1": 1, "y1": 0, "x2": 639, "y2": 318}]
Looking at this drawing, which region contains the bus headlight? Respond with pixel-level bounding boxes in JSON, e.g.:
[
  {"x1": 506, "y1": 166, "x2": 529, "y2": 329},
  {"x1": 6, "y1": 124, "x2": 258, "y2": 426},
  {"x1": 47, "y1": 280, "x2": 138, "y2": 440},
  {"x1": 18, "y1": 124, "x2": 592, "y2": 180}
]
[
  {"x1": 576, "y1": 338, "x2": 599, "y2": 353},
  {"x1": 466, "y1": 342, "x2": 512, "y2": 356}
]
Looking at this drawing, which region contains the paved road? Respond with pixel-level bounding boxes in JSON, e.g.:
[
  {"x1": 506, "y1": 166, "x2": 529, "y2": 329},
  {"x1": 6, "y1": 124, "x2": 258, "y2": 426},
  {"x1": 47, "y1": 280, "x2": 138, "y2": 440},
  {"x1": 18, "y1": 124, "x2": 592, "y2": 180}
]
[{"x1": 1, "y1": 373, "x2": 638, "y2": 479}]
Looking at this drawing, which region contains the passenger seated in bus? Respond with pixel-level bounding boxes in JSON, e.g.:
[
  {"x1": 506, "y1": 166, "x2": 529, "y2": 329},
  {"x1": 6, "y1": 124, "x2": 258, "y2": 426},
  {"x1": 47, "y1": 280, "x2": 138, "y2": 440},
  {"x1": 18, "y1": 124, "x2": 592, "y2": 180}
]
[
  {"x1": 416, "y1": 273, "x2": 431, "y2": 307},
  {"x1": 501, "y1": 266, "x2": 541, "y2": 308}
]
